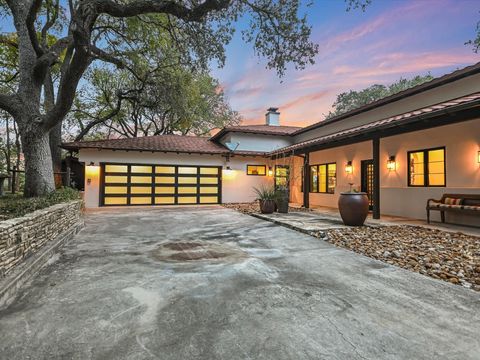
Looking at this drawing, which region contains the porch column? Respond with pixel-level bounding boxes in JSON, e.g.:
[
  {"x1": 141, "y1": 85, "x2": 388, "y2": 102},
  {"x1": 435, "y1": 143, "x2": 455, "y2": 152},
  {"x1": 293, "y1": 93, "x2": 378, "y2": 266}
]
[
  {"x1": 303, "y1": 152, "x2": 310, "y2": 208},
  {"x1": 372, "y1": 137, "x2": 380, "y2": 219}
]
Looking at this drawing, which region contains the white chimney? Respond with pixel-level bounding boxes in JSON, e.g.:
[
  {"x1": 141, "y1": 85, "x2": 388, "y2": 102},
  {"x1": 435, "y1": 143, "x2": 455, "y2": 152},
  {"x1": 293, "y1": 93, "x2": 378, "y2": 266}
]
[{"x1": 265, "y1": 107, "x2": 280, "y2": 126}]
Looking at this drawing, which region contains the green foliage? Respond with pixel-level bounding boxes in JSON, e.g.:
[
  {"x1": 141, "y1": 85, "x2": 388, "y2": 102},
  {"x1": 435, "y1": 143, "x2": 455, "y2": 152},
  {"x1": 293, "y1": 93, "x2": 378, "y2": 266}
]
[
  {"x1": 252, "y1": 185, "x2": 277, "y2": 201},
  {"x1": 466, "y1": 17, "x2": 480, "y2": 53},
  {"x1": 0, "y1": 187, "x2": 81, "y2": 220},
  {"x1": 327, "y1": 74, "x2": 434, "y2": 119},
  {"x1": 69, "y1": 51, "x2": 240, "y2": 139}
]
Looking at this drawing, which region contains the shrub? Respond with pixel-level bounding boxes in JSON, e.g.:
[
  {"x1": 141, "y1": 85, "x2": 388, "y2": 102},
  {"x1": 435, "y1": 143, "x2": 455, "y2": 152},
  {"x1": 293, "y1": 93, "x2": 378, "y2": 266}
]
[
  {"x1": 252, "y1": 184, "x2": 276, "y2": 201},
  {"x1": 0, "y1": 187, "x2": 81, "y2": 220}
]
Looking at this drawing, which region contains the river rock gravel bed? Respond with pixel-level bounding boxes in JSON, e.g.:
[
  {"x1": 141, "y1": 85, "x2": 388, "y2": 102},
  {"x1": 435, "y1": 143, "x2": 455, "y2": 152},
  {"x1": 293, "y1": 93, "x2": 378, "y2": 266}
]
[
  {"x1": 222, "y1": 202, "x2": 312, "y2": 214},
  {"x1": 321, "y1": 226, "x2": 480, "y2": 291}
]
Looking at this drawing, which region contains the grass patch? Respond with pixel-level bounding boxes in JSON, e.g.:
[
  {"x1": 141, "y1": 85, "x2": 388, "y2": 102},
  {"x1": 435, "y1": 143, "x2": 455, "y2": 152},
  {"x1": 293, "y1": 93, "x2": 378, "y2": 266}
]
[{"x1": 0, "y1": 187, "x2": 81, "y2": 220}]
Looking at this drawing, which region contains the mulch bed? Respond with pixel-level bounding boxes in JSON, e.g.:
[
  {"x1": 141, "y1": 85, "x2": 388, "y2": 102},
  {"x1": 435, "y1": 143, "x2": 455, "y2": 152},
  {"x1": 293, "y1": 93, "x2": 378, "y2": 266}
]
[{"x1": 321, "y1": 226, "x2": 480, "y2": 291}]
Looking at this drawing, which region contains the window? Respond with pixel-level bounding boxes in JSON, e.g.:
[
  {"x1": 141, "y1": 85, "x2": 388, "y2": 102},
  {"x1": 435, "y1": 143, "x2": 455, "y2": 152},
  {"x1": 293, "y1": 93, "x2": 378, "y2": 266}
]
[
  {"x1": 275, "y1": 165, "x2": 289, "y2": 189},
  {"x1": 310, "y1": 163, "x2": 336, "y2": 194},
  {"x1": 247, "y1": 165, "x2": 266, "y2": 176},
  {"x1": 408, "y1": 147, "x2": 445, "y2": 187}
]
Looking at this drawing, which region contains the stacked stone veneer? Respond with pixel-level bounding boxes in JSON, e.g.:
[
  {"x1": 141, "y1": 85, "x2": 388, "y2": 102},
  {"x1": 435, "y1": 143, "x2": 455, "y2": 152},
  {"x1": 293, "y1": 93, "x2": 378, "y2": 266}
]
[{"x1": 0, "y1": 200, "x2": 83, "y2": 277}]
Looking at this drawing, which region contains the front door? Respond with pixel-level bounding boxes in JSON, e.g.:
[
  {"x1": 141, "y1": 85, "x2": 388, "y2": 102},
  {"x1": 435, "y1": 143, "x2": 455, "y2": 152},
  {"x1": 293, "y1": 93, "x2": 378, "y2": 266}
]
[{"x1": 361, "y1": 160, "x2": 374, "y2": 210}]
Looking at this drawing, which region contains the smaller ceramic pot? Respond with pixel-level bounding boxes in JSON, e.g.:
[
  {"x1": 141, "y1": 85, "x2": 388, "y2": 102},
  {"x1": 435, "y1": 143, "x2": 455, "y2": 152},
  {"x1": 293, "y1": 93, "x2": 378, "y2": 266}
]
[
  {"x1": 259, "y1": 199, "x2": 276, "y2": 214},
  {"x1": 338, "y1": 192, "x2": 369, "y2": 226}
]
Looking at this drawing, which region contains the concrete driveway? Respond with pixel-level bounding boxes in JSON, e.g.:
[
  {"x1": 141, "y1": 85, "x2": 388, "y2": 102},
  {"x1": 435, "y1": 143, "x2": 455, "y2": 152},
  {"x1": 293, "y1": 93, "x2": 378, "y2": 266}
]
[{"x1": 0, "y1": 207, "x2": 479, "y2": 360}]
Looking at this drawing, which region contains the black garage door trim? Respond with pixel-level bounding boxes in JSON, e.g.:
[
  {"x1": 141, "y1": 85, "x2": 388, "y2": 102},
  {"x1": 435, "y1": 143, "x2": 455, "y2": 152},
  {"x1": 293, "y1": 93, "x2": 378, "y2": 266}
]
[{"x1": 99, "y1": 162, "x2": 222, "y2": 206}]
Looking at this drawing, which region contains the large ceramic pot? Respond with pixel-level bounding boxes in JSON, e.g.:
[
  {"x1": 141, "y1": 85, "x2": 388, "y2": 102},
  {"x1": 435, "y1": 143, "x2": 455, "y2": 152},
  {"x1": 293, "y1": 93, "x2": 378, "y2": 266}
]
[
  {"x1": 338, "y1": 192, "x2": 369, "y2": 226},
  {"x1": 275, "y1": 190, "x2": 289, "y2": 213},
  {"x1": 259, "y1": 199, "x2": 276, "y2": 214}
]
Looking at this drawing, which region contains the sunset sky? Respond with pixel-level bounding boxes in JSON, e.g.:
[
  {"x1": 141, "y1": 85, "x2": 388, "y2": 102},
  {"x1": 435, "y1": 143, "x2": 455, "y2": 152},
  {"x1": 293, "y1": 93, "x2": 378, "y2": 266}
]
[{"x1": 213, "y1": 0, "x2": 480, "y2": 127}]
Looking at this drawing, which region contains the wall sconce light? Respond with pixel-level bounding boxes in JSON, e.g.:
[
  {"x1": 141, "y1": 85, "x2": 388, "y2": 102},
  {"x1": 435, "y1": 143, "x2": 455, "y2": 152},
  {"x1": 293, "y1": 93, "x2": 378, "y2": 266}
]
[
  {"x1": 387, "y1": 156, "x2": 396, "y2": 171},
  {"x1": 222, "y1": 165, "x2": 236, "y2": 180},
  {"x1": 86, "y1": 161, "x2": 99, "y2": 186},
  {"x1": 268, "y1": 166, "x2": 273, "y2": 176},
  {"x1": 477, "y1": 150, "x2": 480, "y2": 163},
  {"x1": 345, "y1": 161, "x2": 353, "y2": 174}
]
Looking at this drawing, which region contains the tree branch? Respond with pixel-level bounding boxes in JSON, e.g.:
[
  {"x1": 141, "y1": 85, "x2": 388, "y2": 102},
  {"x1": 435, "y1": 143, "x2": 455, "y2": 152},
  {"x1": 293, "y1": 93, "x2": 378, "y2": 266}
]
[
  {"x1": 26, "y1": 0, "x2": 44, "y2": 56},
  {"x1": 43, "y1": 48, "x2": 91, "y2": 130},
  {"x1": 92, "y1": 0, "x2": 231, "y2": 21},
  {"x1": 90, "y1": 45, "x2": 125, "y2": 68},
  {"x1": 41, "y1": 0, "x2": 60, "y2": 47},
  {"x1": 0, "y1": 34, "x2": 18, "y2": 48},
  {"x1": 74, "y1": 96, "x2": 122, "y2": 141},
  {"x1": 33, "y1": 36, "x2": 73, "y2": 83},
  {"x1": 0, "y1": 94, "x2": 21, "y2": 117}
]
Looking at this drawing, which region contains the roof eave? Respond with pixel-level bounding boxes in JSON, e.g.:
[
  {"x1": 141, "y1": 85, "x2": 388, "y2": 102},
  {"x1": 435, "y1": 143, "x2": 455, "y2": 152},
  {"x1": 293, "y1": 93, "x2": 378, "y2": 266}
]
[
  {"x1": 293, "y1": 61, "x2": 480, "y2": 136},
  {"x1": 272, "y1": 97, "x2": 480, "y2": 156}
]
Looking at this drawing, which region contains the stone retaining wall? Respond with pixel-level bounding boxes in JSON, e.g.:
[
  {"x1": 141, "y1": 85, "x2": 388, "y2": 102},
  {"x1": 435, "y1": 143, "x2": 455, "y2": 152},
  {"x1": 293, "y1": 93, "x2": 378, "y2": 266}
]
[{"x1": 0, "y1": 200, "x2": 83, "y2": 277}]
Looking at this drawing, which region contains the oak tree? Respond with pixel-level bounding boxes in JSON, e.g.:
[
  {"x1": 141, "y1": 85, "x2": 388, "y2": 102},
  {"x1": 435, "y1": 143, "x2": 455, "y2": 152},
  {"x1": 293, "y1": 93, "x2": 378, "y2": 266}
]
[{"x1": 0, "y1": 0, "x2": 318, "y2": 196}]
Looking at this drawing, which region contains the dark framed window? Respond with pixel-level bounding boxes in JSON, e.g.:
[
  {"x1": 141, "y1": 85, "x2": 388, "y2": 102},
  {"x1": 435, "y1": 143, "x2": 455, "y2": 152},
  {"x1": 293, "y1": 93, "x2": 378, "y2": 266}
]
[
  {"x1": 246, "y1": 165, "x2": 266, "y2": 176},
  {"x1": 275, "y1": 165, "x2": 289, "y2": 189},
  {"x1": 310, "y1": 163, "x2": 336, "y2": 194},
  {"x1": 407, "y1": 147, "x2": 446, "y2": 187}
]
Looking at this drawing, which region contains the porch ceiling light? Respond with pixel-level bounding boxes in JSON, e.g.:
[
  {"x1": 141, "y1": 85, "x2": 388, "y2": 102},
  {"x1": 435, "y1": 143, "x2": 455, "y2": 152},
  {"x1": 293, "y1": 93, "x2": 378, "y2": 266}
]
[
  {"x1": 387, "y1": 156, "x2": 396, "y2": 171},
  {"x1": 345, "y1": 161, "x2": 353, "y2": 174}
]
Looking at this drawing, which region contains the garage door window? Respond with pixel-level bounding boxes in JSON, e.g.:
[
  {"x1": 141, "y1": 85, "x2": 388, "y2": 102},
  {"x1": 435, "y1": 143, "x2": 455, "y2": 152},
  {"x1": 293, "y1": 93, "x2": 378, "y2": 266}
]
[{"x1": 101, "y1": 163, "x2": 221, "y2": 206}]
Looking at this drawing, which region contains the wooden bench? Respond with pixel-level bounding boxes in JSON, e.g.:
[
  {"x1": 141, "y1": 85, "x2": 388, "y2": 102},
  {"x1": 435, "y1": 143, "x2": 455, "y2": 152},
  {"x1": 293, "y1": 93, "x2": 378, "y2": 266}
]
[{"x1": 426, "y1": 193, "x2": 480, "y2": 224}]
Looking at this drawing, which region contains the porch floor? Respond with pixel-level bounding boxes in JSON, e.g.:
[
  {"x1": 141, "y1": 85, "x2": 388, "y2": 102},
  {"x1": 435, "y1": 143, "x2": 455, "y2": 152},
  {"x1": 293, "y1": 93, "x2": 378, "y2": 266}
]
[{"x1": 284, "y1": 203, "x2": 480, "y2": 237}]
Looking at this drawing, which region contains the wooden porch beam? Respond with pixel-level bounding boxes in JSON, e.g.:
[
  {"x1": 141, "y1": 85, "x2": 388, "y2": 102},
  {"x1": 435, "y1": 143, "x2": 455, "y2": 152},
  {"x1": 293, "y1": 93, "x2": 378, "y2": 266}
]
[
  {"x1": 372, "y1": 137, "x2": 380, "y2": 219},
  {"x1": 303, "y1": 152, "x2": 310, "y2": 208}
]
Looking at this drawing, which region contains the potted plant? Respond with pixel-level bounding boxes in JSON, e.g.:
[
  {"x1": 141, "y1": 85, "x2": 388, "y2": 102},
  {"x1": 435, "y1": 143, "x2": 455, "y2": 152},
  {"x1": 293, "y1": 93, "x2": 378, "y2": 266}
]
[
  {"x1": 253, "y1": 185, "x2": 276, "y2": 214},
  {"x1": 275, "y1": 185, "x2": 289, "y2": 213},
  {"x1": 338, "y1": 183, "x2": 369, "y2": 226}
]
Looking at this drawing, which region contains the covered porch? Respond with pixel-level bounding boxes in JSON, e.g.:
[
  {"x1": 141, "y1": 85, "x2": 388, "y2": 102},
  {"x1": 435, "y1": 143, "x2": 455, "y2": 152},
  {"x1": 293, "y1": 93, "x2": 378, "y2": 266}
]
[{"x1": 276, "y1": 93, "x2": 480, "y2": 224}]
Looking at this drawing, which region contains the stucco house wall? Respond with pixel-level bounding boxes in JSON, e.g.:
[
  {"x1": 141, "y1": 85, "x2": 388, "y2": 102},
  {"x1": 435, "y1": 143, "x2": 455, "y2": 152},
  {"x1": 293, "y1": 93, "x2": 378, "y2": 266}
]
[
  {"x1": 380, "y1": 118, "x2": 480, "y2": 226},
  {"x1": 308, "y1": 141, "x2": 372, "y2": 208},
  {"x1": 219, "y1": 133, "x2": 293, "y2": 152},
  {"x1": 299, "y1": 119, "x2": 479, "y2": 225},
  {"x1": 79, "y1": 149, "x2": 273, "y2": 208}
]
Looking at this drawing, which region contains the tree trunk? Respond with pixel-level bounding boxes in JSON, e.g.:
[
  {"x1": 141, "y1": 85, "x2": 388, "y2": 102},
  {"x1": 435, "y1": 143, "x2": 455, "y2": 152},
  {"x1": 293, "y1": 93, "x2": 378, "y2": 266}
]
[
  {"x1": 5, "y1": 117, "x2": 12, "y2": 190},
  {"x1": 21, "y1": 129, "x2": 55, "y2": 197},
  {"x1": 49, "y1": 122, "x2": 63, "y2": 188},
  {"x1": 12, "y1": 119, "x2": 21, "y2": 193}
]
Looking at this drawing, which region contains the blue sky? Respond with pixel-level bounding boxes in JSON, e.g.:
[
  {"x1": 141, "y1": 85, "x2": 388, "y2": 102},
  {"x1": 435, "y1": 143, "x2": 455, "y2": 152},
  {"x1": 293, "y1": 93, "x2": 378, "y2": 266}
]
[{"x1": 213, "y1": 0, "x2": 479, "y2": 126}]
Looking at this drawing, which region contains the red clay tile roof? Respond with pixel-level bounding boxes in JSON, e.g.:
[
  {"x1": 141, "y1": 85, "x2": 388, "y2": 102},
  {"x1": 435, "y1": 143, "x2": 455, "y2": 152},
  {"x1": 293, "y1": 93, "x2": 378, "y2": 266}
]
[
  {"x1": 293, "y1": 61, "x2": 480, "y2": 136},
  {"x1": 210, "y1": 124, "x2": 301, "y2": 141},
  {"x1": 62, "y1": 134, "x2": 269, "y2": 156},
  {"x1": 62, "y1": 135, "x2": 228, "y2": 154},
  {"x1": 271, "y1": 92, "x2": 480, "y2": 155}
]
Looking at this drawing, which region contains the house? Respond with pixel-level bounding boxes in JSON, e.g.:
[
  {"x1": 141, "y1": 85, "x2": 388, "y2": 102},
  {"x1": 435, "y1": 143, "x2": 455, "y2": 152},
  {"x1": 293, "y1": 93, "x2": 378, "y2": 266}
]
[{"x1": 62, "y1": 62, "x2": 480, "y2": 226}]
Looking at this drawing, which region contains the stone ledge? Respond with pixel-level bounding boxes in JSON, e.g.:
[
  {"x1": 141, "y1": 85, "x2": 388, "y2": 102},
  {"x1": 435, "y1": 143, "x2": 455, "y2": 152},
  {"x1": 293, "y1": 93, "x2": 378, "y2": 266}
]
[
  {"x1": 0, "y1": 220, "x2": 83, "y2": 309},
  {"x1": 0, "y1": 200, "x2": 84, "y2": 308}
]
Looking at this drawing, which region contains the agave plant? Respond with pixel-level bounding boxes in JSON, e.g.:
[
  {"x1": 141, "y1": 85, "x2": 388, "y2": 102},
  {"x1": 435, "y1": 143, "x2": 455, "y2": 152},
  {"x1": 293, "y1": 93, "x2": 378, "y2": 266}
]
[{"x1": 252, "y1": 184, "x2": 276, "y2": 201}]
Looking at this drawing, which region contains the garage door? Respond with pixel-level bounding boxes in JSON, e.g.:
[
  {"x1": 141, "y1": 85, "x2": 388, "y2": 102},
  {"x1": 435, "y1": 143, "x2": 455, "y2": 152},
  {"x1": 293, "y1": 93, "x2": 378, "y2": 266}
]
[{"x1": 101, "y1": 163, "x2": 221, "y2": 206}]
